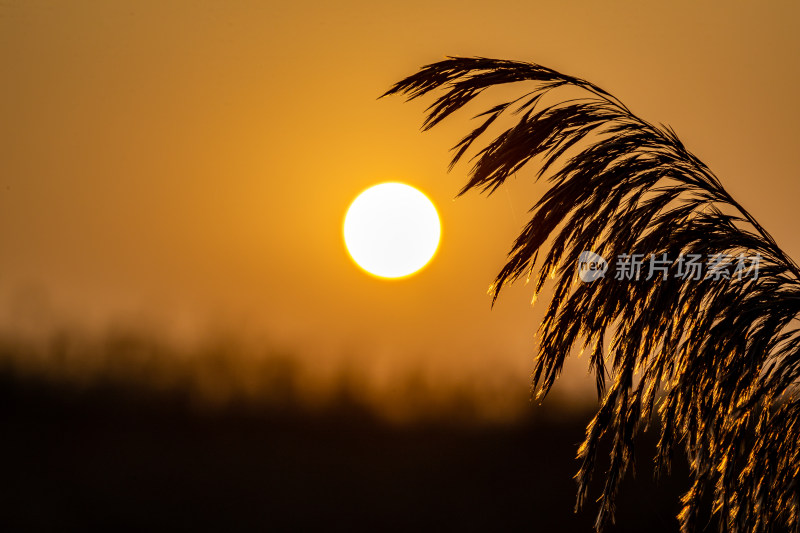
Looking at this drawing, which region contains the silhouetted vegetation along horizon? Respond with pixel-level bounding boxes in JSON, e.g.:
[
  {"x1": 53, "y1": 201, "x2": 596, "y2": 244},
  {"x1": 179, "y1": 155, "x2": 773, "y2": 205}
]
[
  {"x1": 385, "y1": 57, "x2": 800, "y2": 532},
  {"x1": 0, "y1": 325, "x2": 540, "y2": 424},
  {"x1": 0, "y1": 328, "x2": 695, "y2": 530},
  {"x1": 0, "y1": 302, "x2": 690, "y2": 531},
  {"x1": 0, "y1": 355, "x2": 692, "y2": 531}
]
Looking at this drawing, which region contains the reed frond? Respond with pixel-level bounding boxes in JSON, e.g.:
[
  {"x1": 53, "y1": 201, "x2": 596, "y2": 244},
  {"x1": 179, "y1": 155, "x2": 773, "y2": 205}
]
[{"x1": 384, "y1": 56, "x2": 800, "y2": 532}]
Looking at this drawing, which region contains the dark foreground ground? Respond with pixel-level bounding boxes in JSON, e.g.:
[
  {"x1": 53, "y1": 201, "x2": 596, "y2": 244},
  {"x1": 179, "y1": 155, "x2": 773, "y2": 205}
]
[{"x1": 0, "y1": 369, "x2": 691, "y2": 532}]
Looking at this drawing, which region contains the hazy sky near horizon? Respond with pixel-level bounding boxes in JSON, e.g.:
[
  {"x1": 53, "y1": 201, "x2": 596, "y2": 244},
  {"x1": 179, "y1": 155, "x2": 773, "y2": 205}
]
[{"x1": 2, "y1": 1, "x2": 799, "y2": 390}]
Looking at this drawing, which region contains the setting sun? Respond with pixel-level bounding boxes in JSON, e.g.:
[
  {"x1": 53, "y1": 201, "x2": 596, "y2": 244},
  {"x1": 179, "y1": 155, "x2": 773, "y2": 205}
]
[{"x1": 343, "y1": 182, "x2": 441, "y2": 279}]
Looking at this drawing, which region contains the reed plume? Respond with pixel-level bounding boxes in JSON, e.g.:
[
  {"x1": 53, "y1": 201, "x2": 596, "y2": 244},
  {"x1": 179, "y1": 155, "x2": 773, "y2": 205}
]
[{"x1": 384, "y1": 57, "x2": 800, "y2": 532}]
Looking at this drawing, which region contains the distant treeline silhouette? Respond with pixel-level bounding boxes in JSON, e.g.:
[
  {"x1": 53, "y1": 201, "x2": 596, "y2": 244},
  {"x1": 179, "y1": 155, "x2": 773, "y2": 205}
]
[
  {"x1": 0, "y1": 351, "x2": 687, "y2": 532},
  {"x1": 385, "y1": 57, "x2": 800, "y2": 532},
  {"x1": 0, "y1": 325, "x2": 529, "y2": 424}
]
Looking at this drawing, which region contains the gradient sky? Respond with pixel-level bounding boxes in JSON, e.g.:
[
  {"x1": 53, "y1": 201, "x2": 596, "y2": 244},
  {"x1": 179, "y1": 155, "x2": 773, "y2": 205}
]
[{"x1": 2, "y1": 1, "x2": 798, "y2": 397}]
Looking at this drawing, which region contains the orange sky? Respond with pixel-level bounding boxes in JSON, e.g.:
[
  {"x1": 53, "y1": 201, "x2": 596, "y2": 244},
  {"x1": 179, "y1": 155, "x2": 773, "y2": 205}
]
[{"x1": 1, "y1": 1, "x2": 799, "y2": 398}]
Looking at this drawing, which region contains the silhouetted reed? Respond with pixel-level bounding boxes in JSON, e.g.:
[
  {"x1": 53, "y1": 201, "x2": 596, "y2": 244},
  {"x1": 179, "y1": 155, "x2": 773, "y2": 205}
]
[{"x1": 385, "y1": 57, "x2": 800, "y2": 532}]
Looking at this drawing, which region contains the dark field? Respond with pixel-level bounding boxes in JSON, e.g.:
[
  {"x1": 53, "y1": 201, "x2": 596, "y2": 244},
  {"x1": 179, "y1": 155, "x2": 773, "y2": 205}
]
[{"x1": 0, "y1": 361, "x2": 693, "y2": 532}]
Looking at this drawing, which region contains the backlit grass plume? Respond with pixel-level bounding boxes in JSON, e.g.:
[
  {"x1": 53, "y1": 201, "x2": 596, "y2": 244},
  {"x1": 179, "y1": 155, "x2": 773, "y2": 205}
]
[{"x1": 383, "y1": 57, "x2": 800, "y2": 532}]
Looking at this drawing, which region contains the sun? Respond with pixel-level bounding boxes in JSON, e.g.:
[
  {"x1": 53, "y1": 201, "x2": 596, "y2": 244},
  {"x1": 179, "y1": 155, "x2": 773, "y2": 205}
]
[{"x1": 344, "y1": 182, "x2": 441, "y2": 279}]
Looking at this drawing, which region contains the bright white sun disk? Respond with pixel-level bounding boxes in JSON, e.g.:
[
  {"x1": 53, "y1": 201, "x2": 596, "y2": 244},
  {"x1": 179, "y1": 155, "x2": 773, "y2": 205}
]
[{"x1": 344, "y1": 183, "x2": 441, "y2": 279}]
